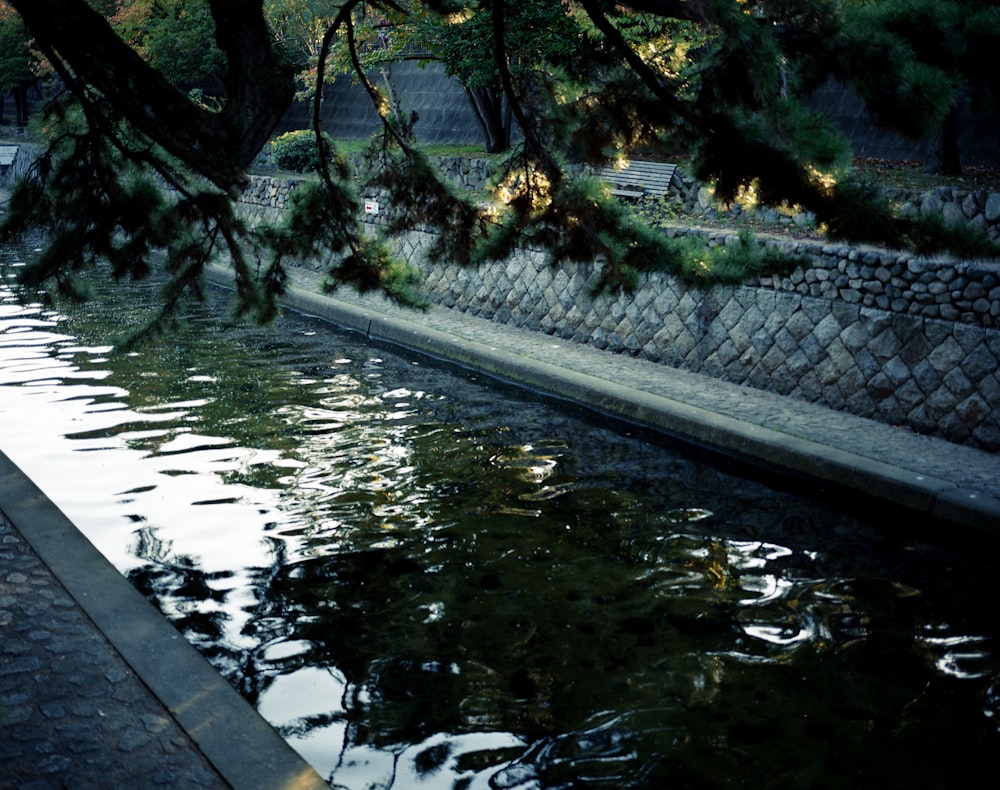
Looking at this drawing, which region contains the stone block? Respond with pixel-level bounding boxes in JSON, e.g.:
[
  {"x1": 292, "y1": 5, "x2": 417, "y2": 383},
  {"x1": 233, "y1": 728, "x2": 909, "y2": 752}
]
[
  {"x1": 825, "y1": 338, "x2": 856, "y2": 375},
  {"x1": 815, "y1": 357, "x2": 842, "y2": 386},
  {"x1": 845, "y1": 388, "x2": 877, "y2": 418},
  {"x1": 939, "y1": 411, "x2": 972, "y2": 442},
  {"x1": 672, "y1": 329, "x2": 697, "y2": 358},
  {"x1": 853, "y1": 347, "x2": 881, "y2": 379},
  {"x1": 953, "y1": 323, "x2": 987, "y2": 354},
  {"x1": 962, "y1": 191, "x2": 982, "y2": 219},
  {"x1": 944, "y1": 367, "x2": 975, "y2": 400},
  {"x1": 866, "y1": 373, "x2": 896, "y2": 403},
  {"x1": 759, "y1": 344, "x2": 787, "y2": 374},
  {"x1": 894, "y1": 379, "x2": 925, "y2": 413},
  {"x1": 960, "y1": 343, "x2": 999, "y2": 383},
  {"x1": 783, "y1": 309, "x2": 813, "y2": 341},
  {"x1": 985, "y1": 192, "x2": 1000, "y2": 223},
  {"x1": 813, "y1": 314, "x2": 843, "y2": 347},
  {"x1": 979, "y1": 372, "x2": 1000, "y2": 408},
  {"x1": 883, "y1": 355, "x2": 912, "y2": 386},
  {"x1": 972, "y1": 419, "x2": 1000, "y2": 450},
  {"x1": 797, "y1": 332, "x2": 824, "y2": 364},
  {"x1": 796, "y1": 370, "x2": 822, "y2": 400},
  {"x1": 836, "y1": 365, "x2": 866, "y2": 400},
  {"x1": 939, "y1": 303, "x2": 961, "y2": 321},
  {"x1": 956, "y1": 394, "x2": 991, "y2": 429},
  {"x1": 875, "y1": 394, "x2": 905, "y2": 426},
  {"x1": 839, "y1": 321, "x2": 870, "y2": 352},
  {"x1": 773, "y1": 326, "x2": 799, "y2": 355}
]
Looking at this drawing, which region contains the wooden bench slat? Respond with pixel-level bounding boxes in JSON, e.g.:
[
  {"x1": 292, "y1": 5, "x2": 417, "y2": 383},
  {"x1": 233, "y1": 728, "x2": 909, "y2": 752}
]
[
  {"x1": 596, "y1": 161, "x2": 677, "y2": 198},
  {"x1": 609, "y1": 188, "x2": 645, "y2": 198}
]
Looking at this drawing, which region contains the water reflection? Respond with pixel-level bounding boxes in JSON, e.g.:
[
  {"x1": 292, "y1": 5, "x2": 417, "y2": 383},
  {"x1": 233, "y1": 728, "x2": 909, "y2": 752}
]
[{"x1": 1, "y1": 257, "x2": 999, "y2": 786}]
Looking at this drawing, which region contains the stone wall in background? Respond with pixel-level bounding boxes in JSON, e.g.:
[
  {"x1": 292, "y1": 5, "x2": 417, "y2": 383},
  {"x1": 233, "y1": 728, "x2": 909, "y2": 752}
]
[
  {"x1": 238, "y1": 167, "x2": 1000, "y2": 451},
  {"x1": 275, "y1": 61, "x2": 486, "y2": 146},
  {"x1": 808, "y1": 78, "x2": 1000, "y2": 168},
  {"x1": 4, "y1": 150, "x2": 997, "y2": 451},
  {"x1": 272, "y1": 67, "x2": 1000, "y2": 167},
  {"x1": 381, "y1": 230, "x2": 1000, "y2": 452}
]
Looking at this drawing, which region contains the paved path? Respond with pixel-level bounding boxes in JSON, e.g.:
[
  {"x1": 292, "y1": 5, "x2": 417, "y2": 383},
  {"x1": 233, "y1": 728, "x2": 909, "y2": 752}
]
[
  {"x1": 0, "y1": 453, "x2": 328, "y2": 790},
  {"x1": 0, "y1": 512, "x2": 228, "y2": 790}
]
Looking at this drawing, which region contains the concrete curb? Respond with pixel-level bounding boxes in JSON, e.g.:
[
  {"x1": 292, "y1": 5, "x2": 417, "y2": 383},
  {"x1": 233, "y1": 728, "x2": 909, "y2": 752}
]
[
  {"x1": 0, "y1": 449, "x2": 328, "y2": 790},
  {"x1": 266, "y1": 275, "x2": 1000, "y2": 533}
]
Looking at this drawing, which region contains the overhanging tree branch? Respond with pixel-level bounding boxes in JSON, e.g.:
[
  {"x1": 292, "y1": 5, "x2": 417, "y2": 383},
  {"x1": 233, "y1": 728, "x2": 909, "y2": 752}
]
[{"x1": 8, "y1": 0, "x2": 294, "y2": 194}]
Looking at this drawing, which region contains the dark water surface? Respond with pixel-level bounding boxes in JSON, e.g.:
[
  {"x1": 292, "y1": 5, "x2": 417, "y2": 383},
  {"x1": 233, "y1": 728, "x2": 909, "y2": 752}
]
[{"x1": 1, "y1": 258, "x2": 998, "y2": 788}]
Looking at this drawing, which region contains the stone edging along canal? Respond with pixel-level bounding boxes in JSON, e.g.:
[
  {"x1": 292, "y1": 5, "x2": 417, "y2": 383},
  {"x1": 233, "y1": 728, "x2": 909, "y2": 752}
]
[
  {"x1": 205, "y1": 263, "x2": 1000, "y2": 534},
  {"x1": 0, "y1": 449, "x2": 330, "y2": 790}
]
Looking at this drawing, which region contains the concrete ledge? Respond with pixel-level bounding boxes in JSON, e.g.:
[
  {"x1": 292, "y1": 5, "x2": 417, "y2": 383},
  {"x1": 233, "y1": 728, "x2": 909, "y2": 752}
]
[{"x1": 0, "y1": 449, "x2": 328, "y2": 790}]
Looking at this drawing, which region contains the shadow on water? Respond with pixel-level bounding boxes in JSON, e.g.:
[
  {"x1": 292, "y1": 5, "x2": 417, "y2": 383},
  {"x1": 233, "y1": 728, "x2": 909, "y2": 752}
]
[{"x1": 1, "y1": 254, "x2": 999, "y2": 788}]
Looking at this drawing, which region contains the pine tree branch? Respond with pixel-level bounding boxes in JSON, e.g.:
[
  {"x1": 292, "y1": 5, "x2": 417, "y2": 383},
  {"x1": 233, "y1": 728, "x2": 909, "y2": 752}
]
[{"x1": 8, "y1": 0, "x2": 294, "y2": 195}]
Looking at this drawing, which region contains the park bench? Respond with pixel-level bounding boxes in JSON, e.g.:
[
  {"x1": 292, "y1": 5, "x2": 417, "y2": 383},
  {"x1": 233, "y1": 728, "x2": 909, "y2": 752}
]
[{"x1": 596, "y1": 160, "x2": 677, "y2": 199}]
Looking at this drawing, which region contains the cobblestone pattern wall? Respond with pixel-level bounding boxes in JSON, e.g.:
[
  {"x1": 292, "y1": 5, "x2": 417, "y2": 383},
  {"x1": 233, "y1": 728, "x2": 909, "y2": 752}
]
[
  {"x1": 234, "y1": 176, "x2": 301, "y2": 226},
  {"x1": 671, "y1": 227, "x2": 1000, "y2": 329},
  {"x1": 356, "y1": 227, "x2": 1000, "y2": 451},
  {"x1": 6, "y1": 150, "x2": 998, "y2": 447},
  {"x1": 106, "y1": 167, "x2": 1000, "y2": 450}
]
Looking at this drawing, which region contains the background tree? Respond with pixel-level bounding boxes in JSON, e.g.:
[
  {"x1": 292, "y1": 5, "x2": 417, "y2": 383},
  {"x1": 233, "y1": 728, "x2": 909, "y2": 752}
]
[
  {"x1": 1, "y1": 0, "x2": 996, "y2": 339},
  {"x1": 110, "y1": 0, "x2": 226, "y2": 91},
  {"x1": 0, "y1": 2, "x2": 40, "y2": 126},
  {"x1": 832, "y1": 0, "x2": 1000, "y2": 175},
  {"x1": 264, "y1": 0, "x2": 339, "y2": 91}
]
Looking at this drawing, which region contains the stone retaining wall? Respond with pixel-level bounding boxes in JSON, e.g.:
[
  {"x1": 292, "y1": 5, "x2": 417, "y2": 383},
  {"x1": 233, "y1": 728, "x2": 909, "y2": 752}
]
[
  {"x1": 0, "y1": 141, "x2": 40, "y2": 183},
  {"x1": 5, "y1": 152, "x2": 998, "y2": 450},
  {"x1": 365, "y1": 229, "x2": 1000, "y2": 451},
  {"x1": 237, "y1": 167, "x2": 1000, "y2": 451}
]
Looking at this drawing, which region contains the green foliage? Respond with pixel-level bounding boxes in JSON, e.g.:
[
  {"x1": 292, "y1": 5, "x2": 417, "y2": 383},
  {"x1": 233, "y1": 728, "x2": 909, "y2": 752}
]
[
  {"x1": 672, "y1": 230, "x2": 805, "y2": 284},
  {"x1": 253, "y1": 153, "x2": 429, "y2": 308},
  {"x1": 0, "y1": 4, "x2": 36, "y2": 94},
  {"x1": 834, "y1": 0, "x2": 1000, "y2": 168},
  {"x1": 5, "y1": 0, "x2": 999, "y2": 334},
  {"x1": 110, "y1": 0, "x2": 224, "y2": 87},
  {"x1": 360, "y1": 138, "x2": 488, "y2": 269},
  {"x1": 263, "y1": 0, "x2": 333, "y2": 72},
  {"x1": 269, "y1": 129, "x2": 334, "y2": 173}
]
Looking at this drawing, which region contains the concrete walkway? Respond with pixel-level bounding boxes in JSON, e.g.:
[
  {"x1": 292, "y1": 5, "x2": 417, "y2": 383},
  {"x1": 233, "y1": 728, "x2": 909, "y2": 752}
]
[
  {"x1": 2, "y1": 262, "x2": 998, "y2": 790},
  {"x1": 0, "y1": 453, "x2": 329, "y2": 790}
]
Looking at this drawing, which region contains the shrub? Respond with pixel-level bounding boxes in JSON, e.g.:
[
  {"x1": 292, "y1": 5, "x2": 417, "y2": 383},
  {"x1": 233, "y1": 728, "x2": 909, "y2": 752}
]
[{"x1": 269, "y1": 130, "x2": 333, "y2": 173}]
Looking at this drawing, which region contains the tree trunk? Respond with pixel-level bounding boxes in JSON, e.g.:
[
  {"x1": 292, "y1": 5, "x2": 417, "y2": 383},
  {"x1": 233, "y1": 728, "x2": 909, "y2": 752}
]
[
  {"x1": 13, "y1": 85, "x2": 28, "y2": 126},
  {"x1": 466, "y1": 86, "x2": 511, "y2": 154},
  {"x1": 8, "y1": 0, "x2": 295, "y2": 193},
  {"x1": 923, "y1": 105, "x2": 962, "y2": 176}
]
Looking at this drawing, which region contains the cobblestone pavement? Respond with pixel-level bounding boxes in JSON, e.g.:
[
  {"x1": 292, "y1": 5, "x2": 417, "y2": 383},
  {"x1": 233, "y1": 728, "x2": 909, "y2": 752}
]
[{"x1": 0, "y1": 513, "x2": 229, "y2": 790}]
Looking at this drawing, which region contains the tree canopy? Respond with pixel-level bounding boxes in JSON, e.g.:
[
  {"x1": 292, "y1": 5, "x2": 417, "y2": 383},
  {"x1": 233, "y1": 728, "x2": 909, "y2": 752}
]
[
  {"x1": 109, "y1": 0, "x2": 226, "y2": 90},
  {"x1": 0, "y1": 1, "x2": 41, "y2": 124},
  {"x1": 1, "y1": 0, "x2": 996, "y2": 339},
  {"x1": 832, "y1": 0, "x2": 1000, "y2": 175}
]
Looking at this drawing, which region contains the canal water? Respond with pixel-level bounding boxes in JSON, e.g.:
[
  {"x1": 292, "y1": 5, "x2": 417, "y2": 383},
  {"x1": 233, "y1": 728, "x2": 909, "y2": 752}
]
[{"x1": 1, "y1": 254, "x2": 998, "y2": 787}]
